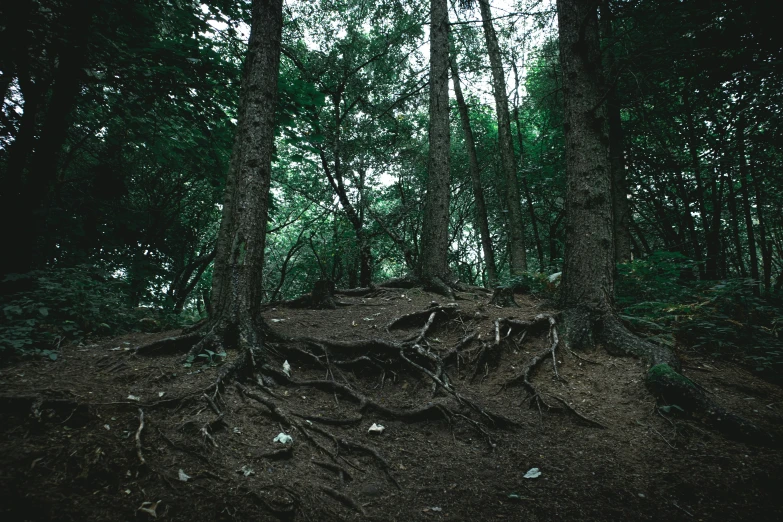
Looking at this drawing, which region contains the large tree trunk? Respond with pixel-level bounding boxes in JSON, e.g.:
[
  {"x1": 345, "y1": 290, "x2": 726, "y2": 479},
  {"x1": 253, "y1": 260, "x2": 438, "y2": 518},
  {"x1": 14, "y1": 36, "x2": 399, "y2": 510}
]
[
  {"x1": 208, "y1": 0, "x2": 283, "y2": 347},
  {"x1": 555, "y1": 0, "x2": 764, "y2": 444},
  {"x1": 557, "y1": 0, "x2": 615, "y2": 348},
  {"x1": 477, "y1": 0, "x2": 527, "y2": 276},
  {"x1": 450, "y1": 41, "x2": 498, "y2": 287},
  {"x1": 419, "y1": 0, "x2": 452, "y2": 285}
]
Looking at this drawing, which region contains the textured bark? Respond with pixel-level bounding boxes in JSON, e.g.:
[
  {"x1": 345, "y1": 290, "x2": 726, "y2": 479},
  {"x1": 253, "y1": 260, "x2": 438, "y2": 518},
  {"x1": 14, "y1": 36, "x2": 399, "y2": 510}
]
[
  {"x1": 209, "y1": 0, "x2": 283, "y2": 343},
  {"x1": 557, "y1": 0, "x2": 615, "y2": 348},
  {"x1": 477, "y1": 0, "x2": 527, "y2": 276},
  {"x1": 450, "y1": 42, "x2": 497, "y2": 287},
  {"x1": 601, "y1": 2, "x2": 631, "y2": 263},
  {"x1": 419, "y1": 0, "x2": 452, "y2": 283}
]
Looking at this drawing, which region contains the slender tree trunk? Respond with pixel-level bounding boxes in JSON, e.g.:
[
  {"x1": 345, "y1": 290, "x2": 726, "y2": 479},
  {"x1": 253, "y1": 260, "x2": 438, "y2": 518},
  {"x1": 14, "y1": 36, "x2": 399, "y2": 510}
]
[
  {"x1": 750, "y1": 159, "x2": 772, "y2": 296},
  {"x1": 601, "y1": 1, "x2": 631, "y2": 263},
  {"x1": 726, "y1": 172, "x2": 746, "y2": 277},
  {"x1": 419, "y1": 0, "x2": 452, "y2": 284},
  {"x1": 209, "y1": 0, "x2": 283, "y2": 342},
  {"x1": 511, "y1": 62, "x2": 544, "y2": 270},
  {"x1": 684, "y1": 86, "x2": 722, "y2": 279},
  {"x1": 477, "y1": 0, "x2": 527, "y2": 275},
  {"x1": 450, "y1": 42, "x2": 497, "y2": 287},
  {"x1": 737, "y1": 116, "x2": 759, "y2": 295}
]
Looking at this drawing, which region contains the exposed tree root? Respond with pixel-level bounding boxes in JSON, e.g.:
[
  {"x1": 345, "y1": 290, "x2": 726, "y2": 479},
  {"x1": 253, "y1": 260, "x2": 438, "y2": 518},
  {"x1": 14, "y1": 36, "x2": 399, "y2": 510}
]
[
  {"x1": 135, "y1": 408, "x2": 147, "y2": 466},
  {"x1": 386, "y1": 303, "x2": 458, "y2": 330},
  {"x1": 320, "y1": 486, "x2": 366, "y2": 516},
  {"x1": 560, "y1": 308, "x2": 776, "y2": 445}
]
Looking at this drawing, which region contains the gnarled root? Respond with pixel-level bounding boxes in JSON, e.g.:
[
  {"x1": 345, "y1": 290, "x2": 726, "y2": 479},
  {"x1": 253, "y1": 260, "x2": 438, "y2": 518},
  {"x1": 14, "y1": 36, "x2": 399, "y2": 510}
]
[{"x1": 564, "y1": 310, "x2": 775, "y2": 445}]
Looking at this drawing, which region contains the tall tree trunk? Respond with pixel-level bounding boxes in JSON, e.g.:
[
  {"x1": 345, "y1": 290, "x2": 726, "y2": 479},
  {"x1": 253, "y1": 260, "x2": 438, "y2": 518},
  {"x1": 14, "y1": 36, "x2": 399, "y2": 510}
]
[
  {"x1": 750, "y1": 159, "x2": 772, "y2": 296},
  {"x1": 419, "y1": 0, "x2": 452, "y2": 285},
  {"x1": 557, "y1": 0, "x2": 675, "y2": 369},
  {"x1": 600, "y1": 0, "x2": 631, "y2": 263},
  {"x1": 726, "y1": 171, "x2": 746, "y2": 277},
  {"x1": 737, "y1": 116, "x2": 759, "y2": 295},
  {"x1": 557, "y1": 0, "x2": 614, "y2": 343},
  {"x1": 1, "y1": 0, "x2": 90, "y2": 276},
  {"x1": 209, "y1": 0, "x2": 283, "y2": 344},
  {"x1": 449, "y1": 42, "x2": 498, "y2": 287},
  {"x1": 477, "y1": 0, "x2": 527, "y2": 275},
  {"x1": 511, "y1": 62, "x2": 544, "y2": 270},
  {"x1": 683, "y1": 86, "x2": 722, "y2": 279}
]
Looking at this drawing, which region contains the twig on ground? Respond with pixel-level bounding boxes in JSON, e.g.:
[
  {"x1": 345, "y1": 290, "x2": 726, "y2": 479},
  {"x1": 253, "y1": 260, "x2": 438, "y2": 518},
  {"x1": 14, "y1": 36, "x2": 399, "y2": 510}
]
[{"x1": 135, "y1": 408, "x2": 146, "y2": 466}]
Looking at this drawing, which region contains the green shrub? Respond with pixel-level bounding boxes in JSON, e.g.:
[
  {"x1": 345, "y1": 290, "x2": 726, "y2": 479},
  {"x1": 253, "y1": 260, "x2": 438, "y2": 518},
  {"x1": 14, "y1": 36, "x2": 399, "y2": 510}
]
[
  {"x1": 616, "y1": 252, "x2": 783, "y2": 378},
  {"x1": 0, "y1": 266, "x2": 185, "y2": 360}
]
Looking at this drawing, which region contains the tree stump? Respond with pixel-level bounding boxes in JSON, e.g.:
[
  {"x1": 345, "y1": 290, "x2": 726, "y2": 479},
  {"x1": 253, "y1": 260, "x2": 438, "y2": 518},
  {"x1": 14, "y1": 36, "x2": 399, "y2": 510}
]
[
  {"x1": 310, "y1": 279, "x2": 338, "y2": 309},
  {"x1": 489, "y1": 287, "x2": 519, "y2": 308}
]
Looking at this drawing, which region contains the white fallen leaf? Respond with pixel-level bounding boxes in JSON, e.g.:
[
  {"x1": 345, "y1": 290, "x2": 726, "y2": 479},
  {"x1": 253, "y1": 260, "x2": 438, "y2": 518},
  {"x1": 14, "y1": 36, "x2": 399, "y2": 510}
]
[
  {"x1": 368, "y1": 423, "x2": 385, "y2": 434},
  {"x1": 273, "y1": 432, "x2": 293, "y2": 444},
  {"x1": 104, "y1": 424, "x2": 111, "y2": 430},
  {"x1": 271, "y1": 318, "x2": 285, "y2": 323},
  {"x1": 282, "y1": 360, "x2": 292, "y2": 377},
  {"x1": 127, "y1": 394, "x2": 141, "y2": 402},
  {"x1": 137, "y1": 500, "x2": 161, "y2": 518},
  {"x1": 431, "y1": 507, "x2": 443, "y2": 512},
  {"x1": 178, "y1": 469, "x2": 191, "y2": 482},
  {"x1": 233, "y1": 426, "x2": 242, "y2": 434},
  {"x1": 524, "y1": 467, "x2": 542, "y2": 479},
  {"x1": 239, "y1": 465, "x2": 255, "y2": 476}
]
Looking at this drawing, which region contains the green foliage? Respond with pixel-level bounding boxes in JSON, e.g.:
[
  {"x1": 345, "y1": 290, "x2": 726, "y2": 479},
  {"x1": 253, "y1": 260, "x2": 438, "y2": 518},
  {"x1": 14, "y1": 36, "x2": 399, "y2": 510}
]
[
  {"x1": 0, "y1": 267, "x2": 187, "y2": 361},
  {"x1": 617, "y1": 253, "x2": 783, "y2": 378},
  {"x1": 506, "y1": 272, "x2": 557, "y2": 297}
]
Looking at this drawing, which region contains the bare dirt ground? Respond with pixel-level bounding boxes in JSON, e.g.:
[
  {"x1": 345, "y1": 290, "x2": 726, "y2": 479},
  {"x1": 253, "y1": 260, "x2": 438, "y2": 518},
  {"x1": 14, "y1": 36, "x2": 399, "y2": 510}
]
[{"x1": 1, "y1": 288, "x2": 782, "y2": 521}]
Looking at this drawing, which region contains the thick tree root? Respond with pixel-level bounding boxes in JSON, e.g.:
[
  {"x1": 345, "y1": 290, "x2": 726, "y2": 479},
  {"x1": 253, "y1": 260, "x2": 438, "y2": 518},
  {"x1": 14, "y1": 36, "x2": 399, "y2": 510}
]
[
  {"x1": 646, "y1": 363, "x2": 774, "y2": 445},
  {"x1": 561, "y1": 308, "x2": 776, "y2": 445}
]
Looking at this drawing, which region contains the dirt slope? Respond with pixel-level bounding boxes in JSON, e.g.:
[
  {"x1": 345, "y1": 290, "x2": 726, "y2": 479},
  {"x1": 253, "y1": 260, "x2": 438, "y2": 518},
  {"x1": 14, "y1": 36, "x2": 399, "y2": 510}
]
[{"x1": 1, "y1": 288, "x2": 781, "y2": 521}]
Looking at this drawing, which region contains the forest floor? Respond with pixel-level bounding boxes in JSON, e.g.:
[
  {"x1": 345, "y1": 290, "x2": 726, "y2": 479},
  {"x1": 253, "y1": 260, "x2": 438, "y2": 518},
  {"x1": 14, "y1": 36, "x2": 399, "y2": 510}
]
[{"x1": 1, "y1": 288, "x2": 782, "y2": 521}]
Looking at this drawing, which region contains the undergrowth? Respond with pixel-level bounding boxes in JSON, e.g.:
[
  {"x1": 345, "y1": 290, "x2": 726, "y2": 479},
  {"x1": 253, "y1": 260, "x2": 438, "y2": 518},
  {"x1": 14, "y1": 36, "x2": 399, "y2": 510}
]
[
  {"x1": 616, "y1": 252, "x2": 783, "y2": 380},
  {"x1": 0, "y1": 266, "x2": 193, "y2": 361}
]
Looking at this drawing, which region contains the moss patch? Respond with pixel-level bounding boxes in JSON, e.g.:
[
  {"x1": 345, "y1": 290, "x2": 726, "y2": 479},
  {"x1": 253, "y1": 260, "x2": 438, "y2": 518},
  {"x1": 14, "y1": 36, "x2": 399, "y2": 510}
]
[{"x1": 647, "y1": 363, "x2": 697, "y2": 389}]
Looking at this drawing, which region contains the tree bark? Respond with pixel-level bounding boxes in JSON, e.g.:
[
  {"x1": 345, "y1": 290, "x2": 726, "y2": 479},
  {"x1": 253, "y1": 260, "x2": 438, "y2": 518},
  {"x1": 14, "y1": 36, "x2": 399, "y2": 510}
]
[
  {"x1": 737, "y1": 116, "x2": 759, "y2": 295},
  {"x1": 511, "y1": 62, "x2": 544, "y2": 270},
  {"x1": 601, "y1": 1, "x2": 631, "y2": 263},
  {"x1": 726, "y1": 171, "x2": 746, "y2": 277},
  {"x1": 449, "y1": 41, "x2": 498, "y2": 287},
  {"x1": 684, "y1": 86, "x2": 721, "y2": 279},
  {"x1": 477, "y1": 0, "x2": 527, "y2": 276},
  {"x1": 750, "y1": 159, "x2": 772, "y2": 296},
  {"x1": 209, "y1": 0, "x2": 283, "y2": 344},
  {"x1": 419, "y1": 0, "x2": 452, "y2": 285}
]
